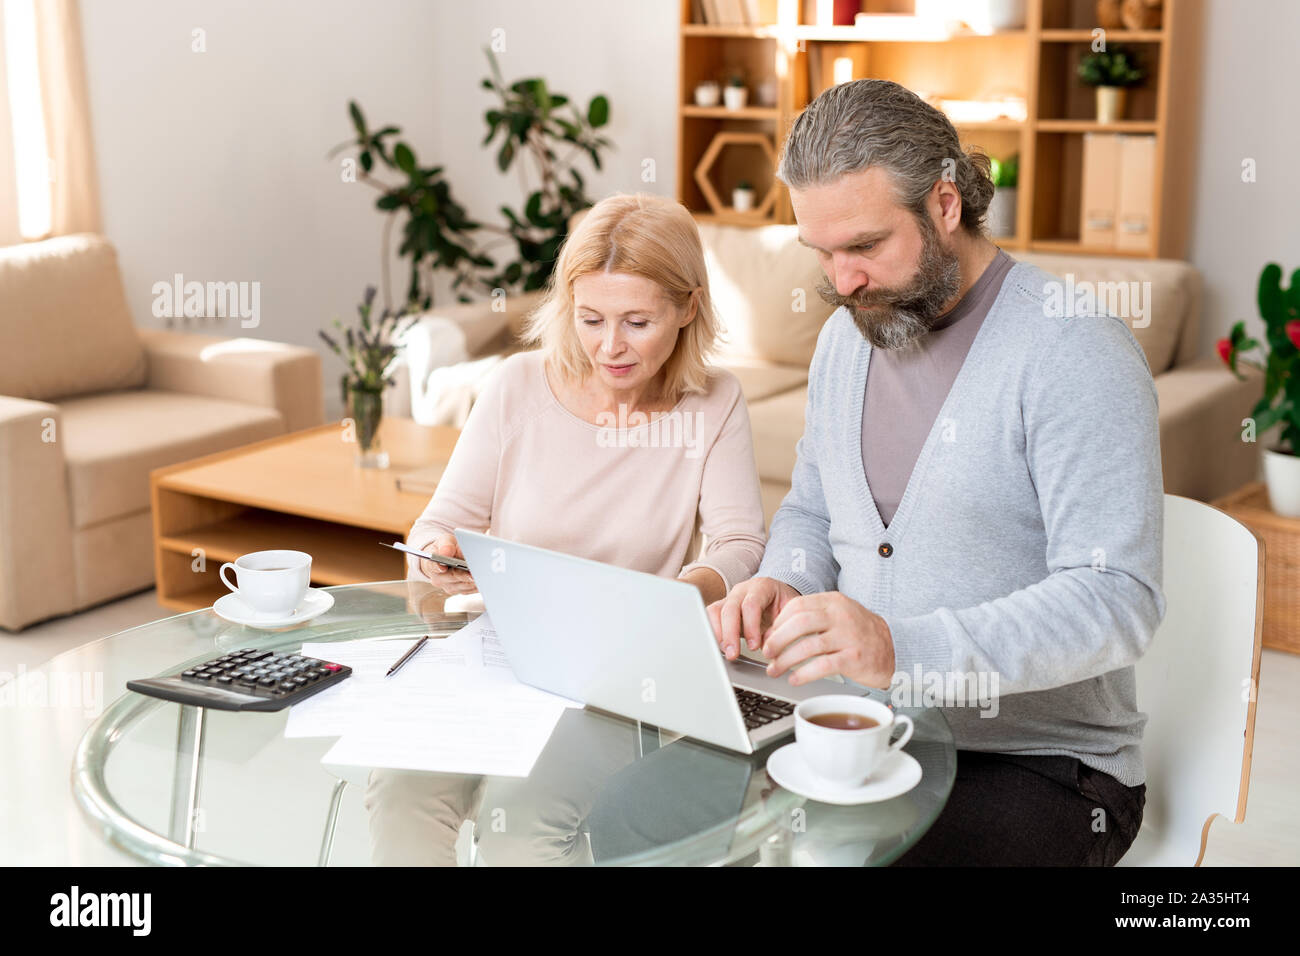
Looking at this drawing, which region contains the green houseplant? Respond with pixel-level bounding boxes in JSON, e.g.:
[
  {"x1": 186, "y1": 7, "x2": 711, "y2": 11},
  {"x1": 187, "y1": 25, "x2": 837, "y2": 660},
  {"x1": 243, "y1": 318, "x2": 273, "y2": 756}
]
[
  {"x1": 332, "y1": 51, "x2": 612, "y2": 308},
  {"x1": 1077, "y1": 46, "x2": 1145, "y2": 122},
  {"x1": 319, "y1": 286, "x2": 416, "y2": 468},
  {"x1": 987, "y1": 153, "x2": 1019, "y2": 238},
  {"x1": 329, "y1": 104, "x2": 489, "y2": 311},
  {"x1": 480, "y1": 49, "x2": 612, "y2": 292},
  {"x1": 1219, "y1": 263, "x2": 1300, "y2": 515}
]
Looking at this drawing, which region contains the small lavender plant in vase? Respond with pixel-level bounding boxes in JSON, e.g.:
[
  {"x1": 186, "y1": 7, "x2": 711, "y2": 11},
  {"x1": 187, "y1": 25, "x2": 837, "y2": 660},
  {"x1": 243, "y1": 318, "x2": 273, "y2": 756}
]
[{"x1": 319, "y1": 286, "x2": 415, "y2": 469}]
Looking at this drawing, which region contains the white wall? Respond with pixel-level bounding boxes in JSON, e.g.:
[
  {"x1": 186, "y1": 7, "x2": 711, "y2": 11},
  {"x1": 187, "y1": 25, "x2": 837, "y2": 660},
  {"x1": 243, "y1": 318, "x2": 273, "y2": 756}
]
[
  {"x1": 80, "y1": 0, "x2": 1297, "y2": 419},
  {"x1": 1185, "y1": 0, "x2": 1300, "y2": 357},
  {"x1": 80, "y1": 0, "x2": 678, "y2": 416}
]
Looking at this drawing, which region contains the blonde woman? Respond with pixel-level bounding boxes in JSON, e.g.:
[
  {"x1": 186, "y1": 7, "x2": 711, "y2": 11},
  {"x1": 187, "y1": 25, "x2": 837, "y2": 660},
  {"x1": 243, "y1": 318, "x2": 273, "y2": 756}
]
[{"x1": 365, "y1": 193, "x2": 767, "y2": 866}]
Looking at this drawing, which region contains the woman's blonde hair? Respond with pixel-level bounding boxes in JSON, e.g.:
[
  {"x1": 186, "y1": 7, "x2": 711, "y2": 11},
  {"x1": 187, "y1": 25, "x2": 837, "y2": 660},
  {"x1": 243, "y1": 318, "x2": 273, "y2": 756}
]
[{"x1": 520, "y1": 193, "x2": 720, "y2": 401}]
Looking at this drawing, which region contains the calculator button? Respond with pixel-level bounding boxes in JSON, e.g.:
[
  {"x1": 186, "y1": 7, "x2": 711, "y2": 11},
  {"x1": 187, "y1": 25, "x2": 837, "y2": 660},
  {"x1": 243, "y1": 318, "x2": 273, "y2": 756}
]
[
  {"x1": 181, "y1": 670, "x2": 198, "y2": 679},
  {"x1": 324, "y1": 664, "x2": 342, "y2": 672},
  {"x1": 216, "y1": 676, "x2": 233, "y2": 685},
  {"x1": 258, "y1": 677, "x2": 278, "y2": 687}
]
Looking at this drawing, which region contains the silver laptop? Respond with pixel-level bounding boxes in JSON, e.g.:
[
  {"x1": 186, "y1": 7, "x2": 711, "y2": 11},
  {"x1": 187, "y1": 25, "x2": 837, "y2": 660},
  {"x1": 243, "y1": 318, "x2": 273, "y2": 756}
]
[{"x1": 455, "y1": 528, "x2": 850, "y2": 754}]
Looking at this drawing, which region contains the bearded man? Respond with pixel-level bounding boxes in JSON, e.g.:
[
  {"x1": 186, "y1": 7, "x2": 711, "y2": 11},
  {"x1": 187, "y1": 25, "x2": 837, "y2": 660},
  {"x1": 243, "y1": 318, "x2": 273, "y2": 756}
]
[{"x1": 709, "y1": 78, "x2": 1164, "y2": 866}]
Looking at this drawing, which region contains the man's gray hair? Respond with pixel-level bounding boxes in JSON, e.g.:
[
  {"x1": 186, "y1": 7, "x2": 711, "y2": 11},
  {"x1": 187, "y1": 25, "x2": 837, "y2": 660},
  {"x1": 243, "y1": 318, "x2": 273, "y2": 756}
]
[{"x1": 778, "y1": 79, "x2": 995, "y2": 235}]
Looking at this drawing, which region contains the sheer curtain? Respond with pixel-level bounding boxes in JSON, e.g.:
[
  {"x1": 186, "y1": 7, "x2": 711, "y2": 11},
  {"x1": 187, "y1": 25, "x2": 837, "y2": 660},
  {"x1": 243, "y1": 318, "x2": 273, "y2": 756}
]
[{"x1": 1, "y1": 0, "x2": 100, "y2": 243}]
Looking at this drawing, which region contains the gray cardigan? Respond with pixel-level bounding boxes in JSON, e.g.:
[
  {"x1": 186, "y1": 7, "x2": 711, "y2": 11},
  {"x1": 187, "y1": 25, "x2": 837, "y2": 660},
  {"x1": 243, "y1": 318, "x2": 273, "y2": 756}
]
[{"x1": 756, "y1": 260, "x2": 1166, "y2": 787}]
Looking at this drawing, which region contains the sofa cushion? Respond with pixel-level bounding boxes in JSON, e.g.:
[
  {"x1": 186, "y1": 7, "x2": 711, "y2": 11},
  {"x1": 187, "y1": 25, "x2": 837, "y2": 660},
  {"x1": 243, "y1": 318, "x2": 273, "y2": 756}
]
[
  {"x1": 698, "y1": 223, "x2": 836, "y2": 368},
  {"x1": 59, "y1": 389, "x2": 283, "y2": 527},
  {"x1": 716, "y1": 358, "x2": 808, "y2": 403},
  {"x1": 747, "y1": 385, "x2": 809, "y2": 486},
  {"x1": 0, "y1": 234, "x2": 147, "y2": 401},
  {"x1": 1015, "y1": 252, "x2": 1199, "y2": 376}
]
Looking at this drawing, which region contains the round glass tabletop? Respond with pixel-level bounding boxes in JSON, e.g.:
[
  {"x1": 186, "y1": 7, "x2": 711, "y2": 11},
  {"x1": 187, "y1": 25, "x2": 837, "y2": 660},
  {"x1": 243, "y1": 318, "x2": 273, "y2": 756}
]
[{"x1": 66, "y1": 581, "x2": 955, "y2": 866}]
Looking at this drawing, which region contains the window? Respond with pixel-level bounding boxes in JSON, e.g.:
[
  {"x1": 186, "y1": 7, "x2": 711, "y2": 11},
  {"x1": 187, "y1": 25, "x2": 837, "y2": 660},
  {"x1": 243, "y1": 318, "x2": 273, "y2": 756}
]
[{"x1": 4, "y1": 0, "x2": 51, "y2": 239}]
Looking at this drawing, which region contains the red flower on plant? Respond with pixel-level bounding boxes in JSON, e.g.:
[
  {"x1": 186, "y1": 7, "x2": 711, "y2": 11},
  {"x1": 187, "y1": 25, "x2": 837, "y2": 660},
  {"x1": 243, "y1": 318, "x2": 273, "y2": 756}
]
[
  {"x1": 1287, "y1": 320, "x2": 1300, "y2": 350},
  {"x1": 1216, "y1": 338, "x2": 1233, "y2": 366}
]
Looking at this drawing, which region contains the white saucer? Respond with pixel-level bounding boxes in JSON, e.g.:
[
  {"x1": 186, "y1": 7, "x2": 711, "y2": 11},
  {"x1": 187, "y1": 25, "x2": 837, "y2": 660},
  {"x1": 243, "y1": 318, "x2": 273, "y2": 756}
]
[
  {"x1": 766, "y1": 743, "x2": 922, "y2": 805},
  {"x1": 212, "y1": 588, "x2": 334, "y2": 628}
]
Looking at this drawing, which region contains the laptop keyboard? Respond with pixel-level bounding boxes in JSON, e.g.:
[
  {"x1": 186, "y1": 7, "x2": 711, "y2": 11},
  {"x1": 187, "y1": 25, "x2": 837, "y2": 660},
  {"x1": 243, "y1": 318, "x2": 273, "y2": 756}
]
[{"x1": 733, "y1": 687, "x2": 796, "y2": 731}]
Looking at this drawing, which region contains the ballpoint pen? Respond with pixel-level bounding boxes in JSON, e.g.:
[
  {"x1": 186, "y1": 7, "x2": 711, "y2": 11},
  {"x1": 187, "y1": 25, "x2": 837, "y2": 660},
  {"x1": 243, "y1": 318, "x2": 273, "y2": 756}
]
[{"x1": 386, "y1": 635, "x2": 431, "y2": 677}]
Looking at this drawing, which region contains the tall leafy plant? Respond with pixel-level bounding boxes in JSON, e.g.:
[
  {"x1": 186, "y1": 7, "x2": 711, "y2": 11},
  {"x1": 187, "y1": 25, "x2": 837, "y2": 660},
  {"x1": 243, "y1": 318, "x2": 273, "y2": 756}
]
[
  {"x1": 331, "y1": 51, "x2": 613, "y2": 309},
  {"x1": 329, "y1": 106, "x2": 489, "y2": 310},
  {"x1": 480, "y1": 49, "x2": 612, "y2": 292},
  {"x1": 1219, "y1": 264, "x2": 1300, "y2": 454}
]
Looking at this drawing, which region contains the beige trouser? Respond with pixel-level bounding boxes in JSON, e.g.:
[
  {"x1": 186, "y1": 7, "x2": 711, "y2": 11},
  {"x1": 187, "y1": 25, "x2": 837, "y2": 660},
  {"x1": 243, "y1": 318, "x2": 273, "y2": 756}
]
[{"x1": 363, "y1": 708, "x2": 640, "y2": 866}]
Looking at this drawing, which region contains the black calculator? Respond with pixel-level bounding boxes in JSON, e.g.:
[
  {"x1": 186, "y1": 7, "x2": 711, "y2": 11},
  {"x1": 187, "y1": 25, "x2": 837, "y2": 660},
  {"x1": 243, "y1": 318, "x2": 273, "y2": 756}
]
[{"x1": 127, "y1": 648, "x2": 353, "y2": 712}]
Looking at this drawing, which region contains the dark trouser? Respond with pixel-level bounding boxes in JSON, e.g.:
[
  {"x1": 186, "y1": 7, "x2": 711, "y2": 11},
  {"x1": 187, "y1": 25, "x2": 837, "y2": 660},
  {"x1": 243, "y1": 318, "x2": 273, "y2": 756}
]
[{"x1": 892, "y1": 751, "x2": 1145, "y2": 867}]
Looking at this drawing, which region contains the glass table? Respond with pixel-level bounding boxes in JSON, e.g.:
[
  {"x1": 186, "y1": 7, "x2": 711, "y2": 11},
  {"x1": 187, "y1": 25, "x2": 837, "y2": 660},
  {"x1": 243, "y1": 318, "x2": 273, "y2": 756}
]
[{"x1": 13, "y1": 581, "x2": 955, "y2": 866}]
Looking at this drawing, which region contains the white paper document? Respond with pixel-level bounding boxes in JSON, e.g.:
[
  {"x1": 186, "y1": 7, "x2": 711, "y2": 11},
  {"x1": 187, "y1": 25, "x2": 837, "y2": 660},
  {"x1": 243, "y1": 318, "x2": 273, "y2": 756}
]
[
  {"x1": 292, "y1": 615, "x2": 582, "y2": 777},
  {"x1": 284, "y1": 628, "x2": 478, "y2": 738}
]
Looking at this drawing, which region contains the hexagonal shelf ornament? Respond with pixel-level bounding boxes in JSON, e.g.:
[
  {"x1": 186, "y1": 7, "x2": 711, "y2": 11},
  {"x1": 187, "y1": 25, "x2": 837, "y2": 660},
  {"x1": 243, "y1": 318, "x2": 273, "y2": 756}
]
[{"x1": 693, "y1": 131, "x2": 779, "y2": 220}]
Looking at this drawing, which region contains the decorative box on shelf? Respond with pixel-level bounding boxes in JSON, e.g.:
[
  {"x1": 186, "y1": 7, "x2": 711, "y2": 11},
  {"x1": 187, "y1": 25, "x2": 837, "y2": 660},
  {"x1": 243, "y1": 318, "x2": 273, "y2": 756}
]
[{"x1": 1211, "y1": 482, "x2": 1300, "y2": 654}]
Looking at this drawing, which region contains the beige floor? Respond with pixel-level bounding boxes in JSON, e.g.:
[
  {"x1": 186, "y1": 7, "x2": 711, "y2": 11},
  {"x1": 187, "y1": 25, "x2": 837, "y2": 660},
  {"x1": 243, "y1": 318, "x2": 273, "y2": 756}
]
[{"x1": 2, "y1": 588, "x2": 1297, "y2": 866}]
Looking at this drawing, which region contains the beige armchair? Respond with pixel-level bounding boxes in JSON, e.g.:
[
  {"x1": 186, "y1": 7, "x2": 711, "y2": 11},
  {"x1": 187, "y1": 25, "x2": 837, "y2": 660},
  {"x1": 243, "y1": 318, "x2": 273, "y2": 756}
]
[
  {"x1": 394, "y1": 222, "x2": 1263, "y2": 523},
  {"x1": 0, "y1": 234, "x2": 323, "y2": 631}
]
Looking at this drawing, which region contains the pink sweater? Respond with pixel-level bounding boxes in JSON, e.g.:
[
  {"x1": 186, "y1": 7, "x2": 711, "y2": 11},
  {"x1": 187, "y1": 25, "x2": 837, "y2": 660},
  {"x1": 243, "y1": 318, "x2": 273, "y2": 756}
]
[{"x1": 406, "y1": 349, "x2": 767, "y2": 588}]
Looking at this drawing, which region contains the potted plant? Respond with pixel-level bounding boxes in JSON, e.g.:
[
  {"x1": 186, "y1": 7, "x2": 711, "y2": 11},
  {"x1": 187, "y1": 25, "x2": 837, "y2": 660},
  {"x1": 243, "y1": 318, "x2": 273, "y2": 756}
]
[
  {"x1": 723, "y1": 73, "x2": 748, "y2": 111},
  {"x1": 1219, "y1": 263, "x2": 1300, "y2": 516},
  {"x1": 331, "y1": 51, "x2": 613, "y2": 308},
  {"x1": 986, "y1": 153, "x2": 1019, "y2": 238},
  {"x1": 694, "y1": 80, "x2": 721, "y2": 108},
  {"x1": 320, "y1": 286, "x2": 416, "y2": 469},
  {"x1": 732, "y1": 180, "x2": 755, "y2": 213},
  {"x1": 1077, "y1": 46, "x2": 1144, "y2": 122}
]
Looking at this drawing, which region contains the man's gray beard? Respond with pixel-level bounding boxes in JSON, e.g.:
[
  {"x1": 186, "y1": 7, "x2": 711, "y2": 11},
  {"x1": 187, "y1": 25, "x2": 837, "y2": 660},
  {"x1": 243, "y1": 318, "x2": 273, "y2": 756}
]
[{"x1": 816, "y1": 215, "x2": 963, "y2": 351}]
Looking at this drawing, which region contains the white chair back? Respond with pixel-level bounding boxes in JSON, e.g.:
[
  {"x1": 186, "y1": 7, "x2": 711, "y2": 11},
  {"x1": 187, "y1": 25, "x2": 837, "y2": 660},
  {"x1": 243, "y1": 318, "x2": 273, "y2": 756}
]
[{"x1": 1119, "y1": 494, "x2": 1263, "y2": 866}]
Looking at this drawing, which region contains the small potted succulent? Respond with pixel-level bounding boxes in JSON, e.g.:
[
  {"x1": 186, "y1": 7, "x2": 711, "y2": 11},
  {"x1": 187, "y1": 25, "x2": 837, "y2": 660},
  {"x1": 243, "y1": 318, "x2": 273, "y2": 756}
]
[
  {"x1": 723, "y1": 73, "x2": 748, "y2": 111},
  {"x1": 987, "y1": 153, "x2": 1019, "y2": 238},
  {"x1": 1218, "y1": 263, "x2": 1300, "y2": 516},
  {"x1": 732, "y1": 179, "x2": 755, "y2": 213},
  {"x1": 1077, "y1": 46, "x2": 1144, "y2": 122},
  {"x1": 319, "y1": 286, "x2": 416, "y2": 469}
]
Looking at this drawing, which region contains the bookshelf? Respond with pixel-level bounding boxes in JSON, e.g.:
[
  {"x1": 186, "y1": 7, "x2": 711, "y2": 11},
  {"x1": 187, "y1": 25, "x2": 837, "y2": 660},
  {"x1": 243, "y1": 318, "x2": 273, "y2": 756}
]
[{"x1": 676, "y1": 0, "x2": 1202, "y2": 258}]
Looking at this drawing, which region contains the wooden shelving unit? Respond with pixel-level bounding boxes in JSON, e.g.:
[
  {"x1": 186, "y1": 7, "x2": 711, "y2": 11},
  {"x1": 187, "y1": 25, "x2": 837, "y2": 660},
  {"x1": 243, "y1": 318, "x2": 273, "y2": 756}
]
[{"x1": 676, "y1": 0, "x2": 1202, "y2": 258}]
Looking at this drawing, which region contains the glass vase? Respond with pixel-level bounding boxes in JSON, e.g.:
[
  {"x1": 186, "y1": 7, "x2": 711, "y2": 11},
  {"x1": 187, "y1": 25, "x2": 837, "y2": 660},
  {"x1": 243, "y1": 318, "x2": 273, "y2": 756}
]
[{"x1": 348, "y1": 386, "x2": 388, "y2": 469}]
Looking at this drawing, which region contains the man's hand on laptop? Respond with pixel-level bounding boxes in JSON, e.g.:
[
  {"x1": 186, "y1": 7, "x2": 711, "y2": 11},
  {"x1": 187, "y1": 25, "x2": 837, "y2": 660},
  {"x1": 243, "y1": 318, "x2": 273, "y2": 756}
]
[
  {"x1": 762, "y1": 592, "x2": 895, "y2": 690},
  {"x1": 420, "y1": 533, "x2": 477, "y2": 595},
  {"x1": 707, "y1": 577, "x2": 800, "y2": 661}
]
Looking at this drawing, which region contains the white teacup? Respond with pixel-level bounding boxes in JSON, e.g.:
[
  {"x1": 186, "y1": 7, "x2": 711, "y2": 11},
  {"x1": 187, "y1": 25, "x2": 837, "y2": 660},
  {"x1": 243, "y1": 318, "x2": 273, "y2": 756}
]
[
  {"x1": 219, "y1": 550, "x2": 311, "y2": 618},
  {"x1": 794, "y1": 695, "x2": 914, "y2": 788}
]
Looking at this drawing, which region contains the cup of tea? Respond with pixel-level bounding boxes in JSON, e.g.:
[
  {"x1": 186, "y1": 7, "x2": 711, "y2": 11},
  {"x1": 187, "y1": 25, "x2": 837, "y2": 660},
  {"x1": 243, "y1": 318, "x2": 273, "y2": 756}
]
[
  {"x1": 794, "y1": 695, "x2": 914, "y2": 788},
  {"x1": 218, "y1": 550, "x2": 311, "y2": 618}
]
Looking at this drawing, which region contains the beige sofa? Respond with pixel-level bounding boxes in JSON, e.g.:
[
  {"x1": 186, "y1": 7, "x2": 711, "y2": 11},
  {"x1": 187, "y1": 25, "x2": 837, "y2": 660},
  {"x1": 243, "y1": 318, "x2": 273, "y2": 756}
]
[
  {"x1": 395, "y1": 222, "x2": 1263, "y2": 524},
  {"x1": 0, "y1": 234, "x2": 323, "y2": 631}
]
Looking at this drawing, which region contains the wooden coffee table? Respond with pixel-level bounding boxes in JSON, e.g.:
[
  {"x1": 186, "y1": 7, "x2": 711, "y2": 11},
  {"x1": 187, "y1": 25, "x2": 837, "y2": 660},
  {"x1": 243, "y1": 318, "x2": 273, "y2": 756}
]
[{"x1": 149, "y1": 418, "x2": 458, "y2": 611}]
